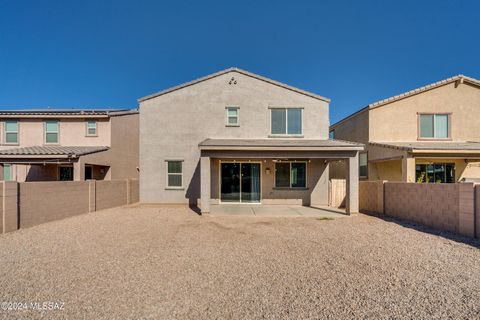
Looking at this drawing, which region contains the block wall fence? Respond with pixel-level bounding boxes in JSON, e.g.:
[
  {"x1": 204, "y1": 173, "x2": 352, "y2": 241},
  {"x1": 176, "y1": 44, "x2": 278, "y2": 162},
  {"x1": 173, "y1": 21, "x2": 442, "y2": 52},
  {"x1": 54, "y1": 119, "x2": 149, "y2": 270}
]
[
  {"x1": 1, "y1": 179, "x2": 139, "y2": 233},
  {"x1": 358, "y1": 181, "x2": 478, "y2": 238}
]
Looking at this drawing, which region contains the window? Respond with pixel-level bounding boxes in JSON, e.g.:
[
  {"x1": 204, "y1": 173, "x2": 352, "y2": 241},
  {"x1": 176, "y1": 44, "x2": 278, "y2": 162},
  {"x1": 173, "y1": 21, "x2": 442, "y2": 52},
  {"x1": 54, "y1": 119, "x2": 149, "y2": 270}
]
[
  {"x1": 59, "y1": 166, "x2": 73, "y2": 181},
  {"x1": 271, "y1": 108, "x2": 302, "y2": 135},
  {"x1": 226, "y1": 107, "x2": 239, "y2": 126},
  {"x1": 166, "y1": 161, "x2": 183, "y2": 188},
  {"x1": 3, "y1": 164, "x2": 11, "y2": 181},
  {"x1": 275, "y1": 162, "x2": 306, "y2": 188},
  {"x1": 86, "y1": 121, "x2": 97, "y2": 136},
  {"x1": 419, "y1": 114, "x2": 449, "y2": 139},
  {"x1": 329, "y1": 130, "x2": 335, "y2": 139},
  {"x1": 4, "y1": 120, "x2": 18, "y2": 144},
  {"x1": 45, "y1": 120, "x2": 59, "y2": 144},
  {"x1": 415, "y1": 163, "x2": 455, "y2": 183},
  {"x1": 359, "y1": 153, "x2": 368, "y2": 178}
]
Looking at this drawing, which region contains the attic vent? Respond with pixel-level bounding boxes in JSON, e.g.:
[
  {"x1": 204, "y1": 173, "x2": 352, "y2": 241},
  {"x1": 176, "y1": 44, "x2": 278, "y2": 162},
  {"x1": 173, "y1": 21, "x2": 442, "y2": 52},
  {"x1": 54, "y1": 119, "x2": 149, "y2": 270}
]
[{"x1": 228, "y1": 77, "x2": 237, "y2": 85}]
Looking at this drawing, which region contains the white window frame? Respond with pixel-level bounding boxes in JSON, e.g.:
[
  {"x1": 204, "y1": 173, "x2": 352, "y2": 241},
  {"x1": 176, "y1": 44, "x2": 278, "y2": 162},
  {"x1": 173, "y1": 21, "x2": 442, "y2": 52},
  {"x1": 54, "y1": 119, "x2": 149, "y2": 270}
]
[
  {"x1": 44, "y1": 120, "x2": 60, "y2": 144},
  {"x1": 86, "y1": 121, "x2": 97, "y2": 136},
  {"x1": 269, "y1": 107, "x2": 304, "y2": 137},
  {"x1": 274, "y1": 161, "x2": 308, "y2": 188},
  {"x1": 4, "y1": 120, "x2": 19, "y2": 145},
  {"x1": 165, "y1": 160, "x2": 184, "y2": 189},
  {"x1": 225, "y1": 106, "x2": 239, "y2": 126},
  {"x1": 359, "y1": 152, "x2": 368, "y2": 178},
  {"x1": 418, "y1": 113, "x2": 451, "y2": 140}
]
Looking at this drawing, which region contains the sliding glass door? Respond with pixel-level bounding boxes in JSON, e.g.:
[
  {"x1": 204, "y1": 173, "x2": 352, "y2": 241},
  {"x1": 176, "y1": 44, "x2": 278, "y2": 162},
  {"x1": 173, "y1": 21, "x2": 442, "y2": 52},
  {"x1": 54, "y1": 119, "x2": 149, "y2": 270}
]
[{"x1": 220, "y1": 162, "x2": 261, "y2": 203}]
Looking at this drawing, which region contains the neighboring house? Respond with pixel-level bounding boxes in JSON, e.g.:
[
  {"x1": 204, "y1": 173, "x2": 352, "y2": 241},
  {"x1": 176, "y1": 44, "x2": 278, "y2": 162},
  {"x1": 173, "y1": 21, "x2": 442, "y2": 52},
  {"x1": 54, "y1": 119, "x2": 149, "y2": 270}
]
[
  {"x1": 0, "y1": 109, "x2": 139, "y2": 181},
  {"x1": 330, "y1": 75, "x2": 480, "y2": 183},
  {"x1": 139, "y1": 68, "x2": 363, "y2": 214}
]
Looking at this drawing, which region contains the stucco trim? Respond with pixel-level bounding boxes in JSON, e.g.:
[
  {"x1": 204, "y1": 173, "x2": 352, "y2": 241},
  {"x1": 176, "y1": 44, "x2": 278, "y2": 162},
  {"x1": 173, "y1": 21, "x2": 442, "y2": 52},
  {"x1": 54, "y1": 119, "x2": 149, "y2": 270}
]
[{"x1": 138, "y1": 67, "x2": 331, "y2": 103}]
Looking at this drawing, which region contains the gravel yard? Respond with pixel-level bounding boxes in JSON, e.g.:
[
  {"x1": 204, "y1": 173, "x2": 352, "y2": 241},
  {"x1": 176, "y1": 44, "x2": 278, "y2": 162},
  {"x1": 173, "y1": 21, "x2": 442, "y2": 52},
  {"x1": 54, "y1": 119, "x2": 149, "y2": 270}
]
[{"x1": 0, "y1": 205, "x2": 479, "y2": 319}]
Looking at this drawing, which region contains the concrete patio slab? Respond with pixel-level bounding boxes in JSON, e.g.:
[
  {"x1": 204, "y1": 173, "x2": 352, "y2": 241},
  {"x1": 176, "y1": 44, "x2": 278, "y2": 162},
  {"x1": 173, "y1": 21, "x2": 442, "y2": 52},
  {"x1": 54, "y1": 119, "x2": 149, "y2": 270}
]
[{"x1": 209, "y1": 204, "x2": 347, "y2": 218}]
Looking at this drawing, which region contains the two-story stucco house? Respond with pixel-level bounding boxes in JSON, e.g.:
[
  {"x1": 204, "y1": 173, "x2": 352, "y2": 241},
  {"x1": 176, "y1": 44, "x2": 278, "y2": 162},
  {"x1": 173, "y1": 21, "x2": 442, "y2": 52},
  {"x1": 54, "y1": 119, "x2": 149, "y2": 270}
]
[
  {"x1": 330, "y1": 75, "x2": 480, "y2": 183},
  {"x1": 139, "y1": 68, "x2": 363, "y2": 214},
  {"x1": 0, "y1": 109, "x2": 139, "y2": 181}
]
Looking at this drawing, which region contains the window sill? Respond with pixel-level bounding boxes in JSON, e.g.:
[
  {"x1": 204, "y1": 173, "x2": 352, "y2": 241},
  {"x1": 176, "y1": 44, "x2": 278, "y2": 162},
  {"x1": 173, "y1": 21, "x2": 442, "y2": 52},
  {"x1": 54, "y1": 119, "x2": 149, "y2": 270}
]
[
  {"x1": 165, "y1": 187, "x2": 184, "y2": 190},
  {"x1": 225, "y1": 124, "x2": 240, "y2": 127},
  {"x1": 417, "y1": 138, "x2": 452, "y2": 141},
  {"x1": 268, "y1": 135, "x2": 304, "y2": 138},
  {"x1": 2, "y1": 143, "x2": 19, "y2": 146},
  {"x1": 85, "y1": 135, "x2": 98, "y2": 137},
  {"x1": 273, "y1": 187, "x2": 309, "y2": 190}
]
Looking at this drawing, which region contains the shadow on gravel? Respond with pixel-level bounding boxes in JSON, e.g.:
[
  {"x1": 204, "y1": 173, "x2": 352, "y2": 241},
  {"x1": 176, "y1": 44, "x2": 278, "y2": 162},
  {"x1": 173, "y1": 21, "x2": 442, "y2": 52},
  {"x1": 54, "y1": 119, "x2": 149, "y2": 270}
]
[{"x1": 365, "y1": 212, "x2": 480, "y2": 249}]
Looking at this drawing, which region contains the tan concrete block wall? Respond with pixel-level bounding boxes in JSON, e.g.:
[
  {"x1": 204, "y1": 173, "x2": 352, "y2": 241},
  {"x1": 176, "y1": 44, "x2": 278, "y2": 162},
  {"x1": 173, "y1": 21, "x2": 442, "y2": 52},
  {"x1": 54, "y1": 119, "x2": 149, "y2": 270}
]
[
  {"x1": 359, "y1": 181, "x2": 384, "y2": 214},
  {"x1": 384, "y1": 183, "x2": 460, "y2": 234},
  {"x1": 475, "y1": 185, "x2": 480, "y2": 238},
  {"x1": 19, "y1": 181, "x2": 90, "y2": 228},
  {"x1": 96, "y1": 180, "x2": 128, "y2": 211},
  {"x1": 3, "y1": 182, "x2": 18, "y2": 232},
  {"x1": 129, "y1": 179, "x2": 139, "y2": 203},
  {"x1": 0, "y1": 182, "x2": 3, "y2": 232}
]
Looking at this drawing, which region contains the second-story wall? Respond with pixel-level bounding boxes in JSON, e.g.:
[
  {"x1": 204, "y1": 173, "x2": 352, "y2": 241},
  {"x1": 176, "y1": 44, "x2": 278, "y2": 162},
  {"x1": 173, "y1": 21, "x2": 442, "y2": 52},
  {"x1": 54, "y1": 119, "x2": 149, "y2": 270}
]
[
  {"x1": 330, "y1": 109, "x2": 369, "y2": 144},
  {"x1": 0, "y1": 118, "x2": 111, "y2": 149},
  {"x1": 369, "y1": 82, "x2": 480, "y2": 142}
]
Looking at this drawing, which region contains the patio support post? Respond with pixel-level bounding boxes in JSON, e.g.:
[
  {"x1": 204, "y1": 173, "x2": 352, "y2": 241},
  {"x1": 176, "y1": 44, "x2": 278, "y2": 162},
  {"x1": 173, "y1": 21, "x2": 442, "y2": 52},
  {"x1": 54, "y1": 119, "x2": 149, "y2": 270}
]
[
  {"x1": 73, "y1": 159, "x2": 85, "y2": 181},
  {"x1": 402, "y1": 155, "x2": 415, "y2": 182},
  {"x1": 200, "y1": 156, "x2": 211, "y2": 214},
  {"x1": 346, "y1": 152, "x2": 359, "y2": 214}
]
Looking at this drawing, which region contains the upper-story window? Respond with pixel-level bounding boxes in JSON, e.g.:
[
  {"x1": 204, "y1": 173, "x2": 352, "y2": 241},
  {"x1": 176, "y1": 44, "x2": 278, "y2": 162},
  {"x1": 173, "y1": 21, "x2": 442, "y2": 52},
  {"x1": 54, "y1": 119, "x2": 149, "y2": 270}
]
[
  {"x1": 225, "y1": 107, "x2": 239, "y2": 126},
  {"x1": 86, "y1": 121, "x2": 97, "y2": 136},
  {"x1": 45, "y1": 120, "x2": 59, "y2": 144},
  {"x1": 419, "y1": 114, "x2": 450, "y2": 139},
  {"x1": 271, "y1": 108, "x2": 302, "y2": 136},
  {"x1": 329, "y1": 130, "x2": 335, "y2": 139},
  {"x1": 4, "y1": 120, "x2": 18, "y2": 144}
]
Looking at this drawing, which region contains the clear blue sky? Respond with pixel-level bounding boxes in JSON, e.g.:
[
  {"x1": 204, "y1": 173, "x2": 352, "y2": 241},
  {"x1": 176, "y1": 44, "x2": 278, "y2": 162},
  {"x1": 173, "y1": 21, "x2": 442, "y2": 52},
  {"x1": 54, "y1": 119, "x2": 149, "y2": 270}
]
[{"x1": 1, "y1": 0, "x2": 479, "y2": 123}]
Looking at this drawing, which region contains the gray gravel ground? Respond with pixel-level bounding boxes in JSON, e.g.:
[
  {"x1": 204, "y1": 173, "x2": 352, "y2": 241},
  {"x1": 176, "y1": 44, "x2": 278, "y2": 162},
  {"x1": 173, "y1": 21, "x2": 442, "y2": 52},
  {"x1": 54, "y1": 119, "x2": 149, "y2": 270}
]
[{"x1": 0, "y1": 205, "x2": 479, "y2": 319}]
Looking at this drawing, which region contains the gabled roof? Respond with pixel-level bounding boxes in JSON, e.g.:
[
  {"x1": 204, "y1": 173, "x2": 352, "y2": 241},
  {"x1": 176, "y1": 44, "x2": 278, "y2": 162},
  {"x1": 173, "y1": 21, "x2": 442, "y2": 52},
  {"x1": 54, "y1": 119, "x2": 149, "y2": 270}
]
[
  {"x1": 138, "y1": 67, "x2": 330, "y2": 103},
  {"x1": 331, "y1": 74, "x2": 480, "y2": 129},
  {"x1": 0, "y1": 146, "x2": 109, "y2": 158}
]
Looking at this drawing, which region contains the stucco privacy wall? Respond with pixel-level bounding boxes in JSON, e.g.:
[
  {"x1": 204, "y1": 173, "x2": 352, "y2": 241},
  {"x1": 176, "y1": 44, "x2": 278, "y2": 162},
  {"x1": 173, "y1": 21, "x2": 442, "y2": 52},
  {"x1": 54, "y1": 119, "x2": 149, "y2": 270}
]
[
  {"x1": 354, "y1": 181, "x2": 477, "y2": 238},
  {"x1": 0, "y1": 179, "x2": 139, "y2": 232},
  {"x1": 140, "y1": 71, "x2": 330, "y2": 204}
]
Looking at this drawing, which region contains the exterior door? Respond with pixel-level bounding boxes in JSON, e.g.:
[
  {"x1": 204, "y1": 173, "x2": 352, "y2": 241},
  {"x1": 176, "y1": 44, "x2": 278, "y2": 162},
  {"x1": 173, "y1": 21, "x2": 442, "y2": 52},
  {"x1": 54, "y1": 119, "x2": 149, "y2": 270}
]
[{"x1": 220, "y1": 162, "x2": 261, "y2": 203}]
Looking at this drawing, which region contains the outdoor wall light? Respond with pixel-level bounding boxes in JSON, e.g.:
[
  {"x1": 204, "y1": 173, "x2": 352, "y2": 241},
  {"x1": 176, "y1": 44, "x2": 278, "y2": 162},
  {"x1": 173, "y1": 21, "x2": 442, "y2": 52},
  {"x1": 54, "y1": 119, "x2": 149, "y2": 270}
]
[{"x1": 265, "y1": 168, "x2": 271, "y2": 175}]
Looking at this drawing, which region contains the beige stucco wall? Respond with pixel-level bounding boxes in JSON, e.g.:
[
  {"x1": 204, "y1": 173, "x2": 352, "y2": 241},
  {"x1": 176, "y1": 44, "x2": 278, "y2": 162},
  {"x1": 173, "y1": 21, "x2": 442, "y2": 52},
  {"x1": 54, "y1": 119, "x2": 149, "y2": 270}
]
[
  {"x1": 331, "y1": 109, "x2": 369, "y2": 144},
  {"x1": 83, "y1": 113, "x2": 139, "y2": 180},
  {"x1": 140, "y1": 70, "x2": 330, "y2": 204},
  {"x1": 369, "y1": 82, "x2": 480, "y2": 142},
  {"x1": 331, "y1": 81, "x2": 480, "y2": 182},
  {"x1": 0, "y1": 118, "x2": 110, "y2": 150}
]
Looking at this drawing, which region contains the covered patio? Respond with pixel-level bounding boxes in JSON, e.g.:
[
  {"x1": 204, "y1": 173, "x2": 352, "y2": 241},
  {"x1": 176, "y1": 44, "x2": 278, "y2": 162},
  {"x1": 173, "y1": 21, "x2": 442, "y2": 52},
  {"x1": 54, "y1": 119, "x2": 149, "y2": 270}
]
[
  {"x1": 198, "y1": 138, "x2": 364, "y2": 215},
  {"x1": 0, "y1": 146, "x2": 110, "y2": 181}
]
